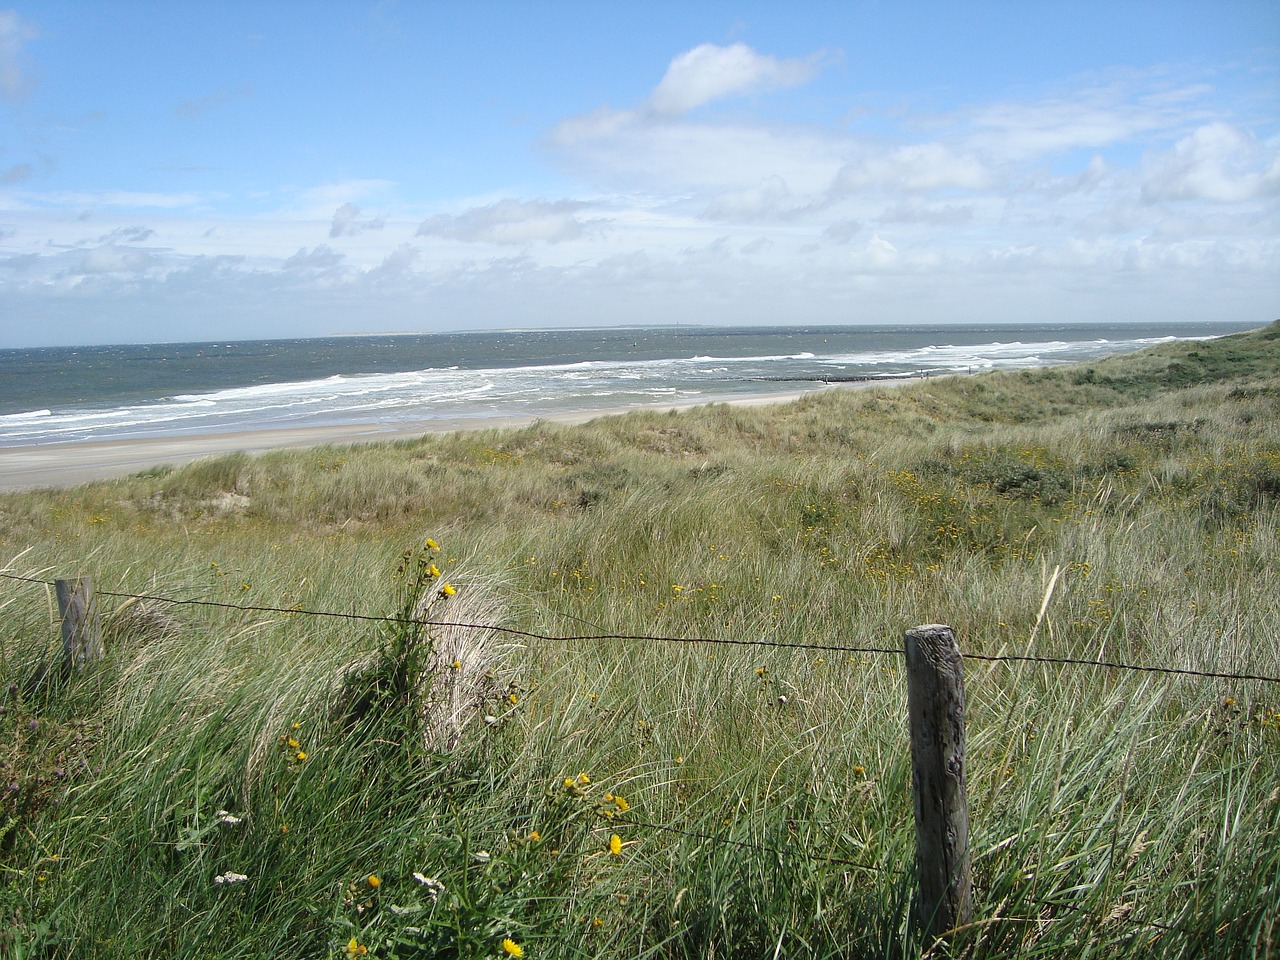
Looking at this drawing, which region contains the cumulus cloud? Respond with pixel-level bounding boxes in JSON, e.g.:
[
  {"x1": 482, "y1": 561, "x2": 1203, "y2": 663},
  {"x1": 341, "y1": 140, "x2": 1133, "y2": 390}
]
[
  {"x1": 284, "y1": 245, "x2": 345, "y2": 271},
  {"x1": 329, "y1": 203, "x2": 385, "y2": 238},
  {"x1": 1141, "y1": 122, "x2": 1280, "y2": 204},
  {"x1": 417, "y1": 198, "x2": 599, "y2": 245},
  {"x1": 0, "y1": 9, "x2": 37, "y2": 102},
  {"x1": 703, "y1": 175, "x2": 826, "y2": 222},
  {"x1": 65, "y1": 244, "x2": 156, "y2": 276},
  {"x1": 648, "y1": 43, "x2": 821, "y2": 116}
]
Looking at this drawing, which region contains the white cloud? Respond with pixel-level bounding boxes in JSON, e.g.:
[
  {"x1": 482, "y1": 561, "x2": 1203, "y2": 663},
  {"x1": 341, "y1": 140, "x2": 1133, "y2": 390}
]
[
  {"x1": 1141, "y1": 122, "x2": 1280, "y2": 204},
  {"x1": 876, "y1": 199, "x2": 973, "y2": 226},
  {"x1": 648, "y1": 43, "x2": 821, "y2": 116},
  {"x1": 65, "y1": 244, "x2": 157, "y2": 276},
  {"x1": 417, "y1": 198, "x2": 600, "y2": 245},
  {"x1": 703, "y1": 175, "x2": 824, "y2": 222},
  {"x1": 833, "y1": 142, "x2": 990, "y2": 195},
  {"x1": 329, "y1": 202, "x2": 386, "y2": 238},
  {"x1": 284, "y1": 245, "x2": 345, "y2": 271}
]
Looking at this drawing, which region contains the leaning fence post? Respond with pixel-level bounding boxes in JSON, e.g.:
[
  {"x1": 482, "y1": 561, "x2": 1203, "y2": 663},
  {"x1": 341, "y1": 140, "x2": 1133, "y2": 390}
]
[
  {"x1": 905, "y1": 623, "x2": 972, "y2": 944},
  {"x1": 56, "y1": 577, "x2": 104, "y2": 672}
]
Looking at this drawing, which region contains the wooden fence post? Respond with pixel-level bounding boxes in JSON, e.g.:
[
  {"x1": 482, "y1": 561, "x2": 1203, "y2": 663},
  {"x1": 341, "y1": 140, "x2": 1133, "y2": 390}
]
[
  {"x1": 56, "y1": 577, "x2": 104, "y2": 672},
  {"x1": 905, "y1": 623, "x2": 972, "y2": 944}
]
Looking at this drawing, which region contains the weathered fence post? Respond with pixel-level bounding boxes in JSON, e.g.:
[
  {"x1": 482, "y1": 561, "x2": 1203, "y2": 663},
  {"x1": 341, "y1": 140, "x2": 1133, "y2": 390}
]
[
  {"x1": 905, "y1": 623, "x2": 972, "y2": 944},
  {"x1": 56, "y1": 577, "x2": 104, "y2": 672}
]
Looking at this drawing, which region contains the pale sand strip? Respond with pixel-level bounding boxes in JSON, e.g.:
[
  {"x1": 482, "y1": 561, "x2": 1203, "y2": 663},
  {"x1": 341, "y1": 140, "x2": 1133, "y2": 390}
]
[{"x1": 0, "y1": 383, "x2": 906, "y2": 492}]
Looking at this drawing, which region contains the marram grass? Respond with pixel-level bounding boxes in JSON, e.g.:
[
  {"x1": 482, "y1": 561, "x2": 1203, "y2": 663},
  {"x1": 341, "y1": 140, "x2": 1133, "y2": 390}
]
[{"x1": 1, "y1": 322, "x2": 1278, "y2": 958}]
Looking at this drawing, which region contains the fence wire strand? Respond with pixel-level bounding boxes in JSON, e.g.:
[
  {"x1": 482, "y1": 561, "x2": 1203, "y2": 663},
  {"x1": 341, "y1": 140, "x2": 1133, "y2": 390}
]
[{"x1": 3, "y1": 571, "x2": 1277, "y2": 684}]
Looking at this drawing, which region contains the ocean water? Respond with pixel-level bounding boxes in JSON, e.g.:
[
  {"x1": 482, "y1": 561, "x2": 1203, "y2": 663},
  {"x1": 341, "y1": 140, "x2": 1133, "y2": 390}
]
[{"x1": 0, "y1": 321, "x2": 1256, "y2": 447}]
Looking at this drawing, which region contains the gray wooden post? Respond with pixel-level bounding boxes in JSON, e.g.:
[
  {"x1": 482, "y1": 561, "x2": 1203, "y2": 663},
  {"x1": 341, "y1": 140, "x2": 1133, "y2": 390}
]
[
  {"x1": 56, "y1": 577, "x2": 104, "y2": 672},
  {"x1": 905, "y1": 623, "x2": 972, "y2": 943}
]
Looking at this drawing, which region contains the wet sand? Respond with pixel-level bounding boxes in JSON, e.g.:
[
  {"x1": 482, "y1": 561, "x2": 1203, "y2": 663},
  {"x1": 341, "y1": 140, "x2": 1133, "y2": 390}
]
[{"x1": 1, "y1": 384, "x2": 899, "y2": 492}]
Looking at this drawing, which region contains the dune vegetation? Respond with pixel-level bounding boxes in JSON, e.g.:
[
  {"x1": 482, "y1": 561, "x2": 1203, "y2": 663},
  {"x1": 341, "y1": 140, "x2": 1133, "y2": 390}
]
[{"x1": 1, "y1": 321, "x2": 1278, "y2": 958}]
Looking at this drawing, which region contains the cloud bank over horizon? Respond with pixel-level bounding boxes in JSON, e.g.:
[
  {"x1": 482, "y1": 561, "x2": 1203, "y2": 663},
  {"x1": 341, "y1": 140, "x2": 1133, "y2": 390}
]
[{"x1": 0, "y1": 3, "x2": 1276, "y2": 346}]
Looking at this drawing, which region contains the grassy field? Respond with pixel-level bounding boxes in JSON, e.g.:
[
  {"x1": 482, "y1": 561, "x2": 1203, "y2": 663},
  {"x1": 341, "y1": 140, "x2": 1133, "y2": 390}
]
[{"x1": 1, "y1": 322, "x2": 1278, "y2": 959}]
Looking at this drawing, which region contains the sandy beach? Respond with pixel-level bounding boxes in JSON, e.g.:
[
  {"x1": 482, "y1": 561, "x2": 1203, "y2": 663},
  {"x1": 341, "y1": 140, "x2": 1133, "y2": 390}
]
[{"x1": 0, "y1": 386, "x2": 872, "y2": 492}]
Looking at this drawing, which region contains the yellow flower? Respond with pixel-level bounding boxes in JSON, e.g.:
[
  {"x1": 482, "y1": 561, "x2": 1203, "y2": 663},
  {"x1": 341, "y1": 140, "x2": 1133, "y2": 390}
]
[
  {"x1": 609, "y1": 834, "x2": 622, "y2": 855},
  {"x1": 440, "y1": 583, "x2": 457, "y2": 597},
  {"x1": 853, "y1": 765, "x2": 866, "y2": 777},
  {"x1": 501, "y1": 938, "x2": 523, "y2": 957},
  {"x1": 426, "y1": 538, "x2": 439, "y2": 550},
  {"x1": 613, "y1": 794, "x2": 630, "y2": 813},
  {"x1": 345, "y1": 938, "x2": 368, "y2": 957},
  {"x1": 428, "y1": 563, "x2": 441, "y2": 578},
  {"x1": 578, "y1": 772, "x2": 590, "y2": 785},
  {"x1": 287, "y1": 737, "x2": 300, "y2": 749},
  {"x1": 563, "y1": 778, "x2": 576, "y2": 789},
  {"x1": 528, "y1": 830, "x2": 541, "y2": 842},
  {"x1": 755, "y1": 667, "x2": 767, "y2": 677},
  {"x1": 508, "y1": 693, "x2": 519, "y2": 705},
  {"x1": 295, "y1": 751, "x2": 307, "y2": 762},
  {"x1": 367, "y1": 874, "x2": 380, "y2": 889}
]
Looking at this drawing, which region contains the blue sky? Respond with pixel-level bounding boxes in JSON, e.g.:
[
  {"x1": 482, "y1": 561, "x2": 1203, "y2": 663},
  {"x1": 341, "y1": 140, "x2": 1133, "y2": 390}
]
[{"x1": 0, "y1": 1, "x2": 1277, "y2": 347}]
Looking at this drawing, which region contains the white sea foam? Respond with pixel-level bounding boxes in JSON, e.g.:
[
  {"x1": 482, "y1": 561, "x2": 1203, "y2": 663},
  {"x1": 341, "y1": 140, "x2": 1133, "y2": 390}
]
[{"x1": 0, "y1": 330, "x2": 1223, "y2": 446}]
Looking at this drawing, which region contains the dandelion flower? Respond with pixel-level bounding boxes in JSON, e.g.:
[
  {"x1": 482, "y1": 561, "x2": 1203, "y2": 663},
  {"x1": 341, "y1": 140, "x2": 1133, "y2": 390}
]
[
  {"x1": 428, "y1": 563, "x2": 441, "y2": 578},
  {"x1": 286, "y1": 737, "x2": 300, "y2": 749},
  {"x1": 440, "y1": 583, "x2": 457, "y2": 597},
  {"x1": 609, "y1": 834, "x2": 622, "y2": 855},
  {"x1": 528, "y1": 830, "x2": 541, "y2": 842},
  {"x1": 367, "y1": 874, "x2": 381, "y2": 889},
  {"x1": 501, "y1": 937, "x2": 523, "y2": 957},
  {"x1": 613, "y1": 794, "x2": 630, "y2": 813},
  {"x1": 508, "y1": 693, "x2": 519, "y2": 705},
  {"x1": 578, "y1": 772, "x2": 591, "y2": 785},
  {"x1": 426, "y1": 538, "x2": 439, "y2": 550},
  {"x1": 295, "y1": 751, "x2": 307, "y2": 762}
]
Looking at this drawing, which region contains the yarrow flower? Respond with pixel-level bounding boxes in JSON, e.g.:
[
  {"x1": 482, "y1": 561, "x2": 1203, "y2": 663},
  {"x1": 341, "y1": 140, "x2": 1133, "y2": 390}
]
[{"x1": 213, "y1": 871, "x2": 248, "y2": 885}]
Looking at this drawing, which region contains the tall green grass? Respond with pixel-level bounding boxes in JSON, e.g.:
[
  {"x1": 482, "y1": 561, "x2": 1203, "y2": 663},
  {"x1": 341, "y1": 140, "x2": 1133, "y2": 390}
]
[{"x1": 1, "y1": 322, "x2": 1278, "y2": 957}]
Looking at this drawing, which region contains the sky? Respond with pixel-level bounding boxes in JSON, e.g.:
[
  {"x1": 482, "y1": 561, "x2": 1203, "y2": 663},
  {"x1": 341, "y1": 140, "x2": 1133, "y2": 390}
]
[{"x1": 0, "y1": 1, "x2": 1277, "y2": 347}]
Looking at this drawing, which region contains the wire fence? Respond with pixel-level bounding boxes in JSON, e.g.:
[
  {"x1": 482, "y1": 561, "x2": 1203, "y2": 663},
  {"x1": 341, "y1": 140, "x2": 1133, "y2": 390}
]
[
  {"x1": 1, "y1": 567, "x2": 1273, "y2": 946},
  {"x1": 3, "y1": 570, "x2": 1278, "y2": 685}
]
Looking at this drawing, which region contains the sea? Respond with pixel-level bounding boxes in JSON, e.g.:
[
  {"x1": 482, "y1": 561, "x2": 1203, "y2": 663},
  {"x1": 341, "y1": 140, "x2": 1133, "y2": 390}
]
[{"x1": 0, "y1": 321, "x2": 1259, "y2": 448}]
